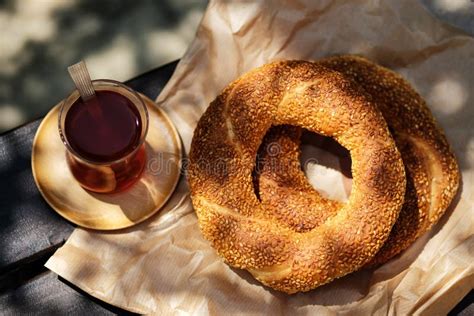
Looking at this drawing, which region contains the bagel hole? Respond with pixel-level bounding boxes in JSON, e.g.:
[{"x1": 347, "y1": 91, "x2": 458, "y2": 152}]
[
  {"x1": 299, "y1": 130, "x2": 352, "y2": 203},
  {"x1": 253, "y1": 127, "x2": 352, "y2": 203}
]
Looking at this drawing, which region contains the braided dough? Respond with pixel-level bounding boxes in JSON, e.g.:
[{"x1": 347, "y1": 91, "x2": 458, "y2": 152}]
[
  {"x1": 188, "y1": 60, "x2": 406, "y2": 293},
  {"x1": 257, "y1": 56, "x2": 460, "y2": 266}
]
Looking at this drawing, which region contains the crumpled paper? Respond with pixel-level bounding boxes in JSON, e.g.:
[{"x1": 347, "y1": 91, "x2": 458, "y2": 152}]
[{"x1": 46, "y1": 0, "x2": 474, "y2": 314}]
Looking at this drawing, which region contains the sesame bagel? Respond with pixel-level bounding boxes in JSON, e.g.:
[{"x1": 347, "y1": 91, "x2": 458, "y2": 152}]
[
  {"x1": 257, "y1": 55, "x2": 460, "y2": 266},
  {"x1": 188, "y1": 60, "x2": 406, "y2": 293}
]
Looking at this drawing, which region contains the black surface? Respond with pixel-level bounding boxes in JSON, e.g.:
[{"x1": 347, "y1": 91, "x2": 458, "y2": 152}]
[
  {"x1": 0, "y1": 271, "x2": 138, "y2": 315},
  {"x1": 450, "y1": 290, "x2": 474, "y2": 316},
  {"x1": 0, "y1": 120, "x2": 73, "y2": 272},
  {"x1": 0, "y1": 58, "x2": 472, "y2": 314}
]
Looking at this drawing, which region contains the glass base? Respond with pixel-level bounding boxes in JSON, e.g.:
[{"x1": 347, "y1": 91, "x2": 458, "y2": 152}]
[{"x1": 67, "y1": 145, "x2": 147, "y2": 194}]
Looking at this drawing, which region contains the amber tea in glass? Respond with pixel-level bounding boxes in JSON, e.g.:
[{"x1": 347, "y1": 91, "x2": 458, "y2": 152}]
[{"x1": 59, "y1": 80, "x2": 149, "y2": 193}]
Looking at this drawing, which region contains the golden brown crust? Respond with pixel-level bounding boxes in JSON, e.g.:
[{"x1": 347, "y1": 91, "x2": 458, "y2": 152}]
[
  {"x1": 188, "y1": 60, "x2": 406, "y2": 293},
  {"x1": 257, "y1": 55, "x2": 460, "y2": 266}
]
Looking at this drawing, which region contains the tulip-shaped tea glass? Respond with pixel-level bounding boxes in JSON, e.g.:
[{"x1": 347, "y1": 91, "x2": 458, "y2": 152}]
[{"x1": 58, "y1": 80, "x2": 149, "y2": 193}]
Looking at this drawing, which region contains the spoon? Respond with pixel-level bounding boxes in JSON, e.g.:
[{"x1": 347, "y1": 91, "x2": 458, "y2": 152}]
[{"x1": 67, "y1": 60, "x2": 96, "y2": 102}]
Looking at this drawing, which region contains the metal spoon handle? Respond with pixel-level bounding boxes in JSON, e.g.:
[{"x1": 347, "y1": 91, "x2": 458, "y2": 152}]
[{"x1": 68, "y1": 61, "x2": 96, "y2": 101}]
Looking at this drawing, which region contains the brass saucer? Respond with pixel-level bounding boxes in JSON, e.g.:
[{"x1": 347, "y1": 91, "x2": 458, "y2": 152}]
[{"x1": 32, "y1": 94, "x2": 182, "y2": 230}]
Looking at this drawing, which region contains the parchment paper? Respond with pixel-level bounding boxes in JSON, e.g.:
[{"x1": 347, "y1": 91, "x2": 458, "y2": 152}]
[{"x1": 45, "y1": 0, "x2": 474, "y2": 314}]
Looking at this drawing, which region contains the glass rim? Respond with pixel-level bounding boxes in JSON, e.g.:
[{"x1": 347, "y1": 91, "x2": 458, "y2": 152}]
[{"x1": 58, "y1": 79, "x2": 149, "y2": 166}]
